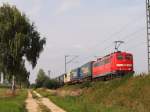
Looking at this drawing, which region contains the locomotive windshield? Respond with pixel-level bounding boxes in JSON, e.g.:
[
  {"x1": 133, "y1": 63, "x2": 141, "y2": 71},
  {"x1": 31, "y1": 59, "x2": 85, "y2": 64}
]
[
  {"x1": 125, "y1": 54, "x2": 132, "y2": 60},
  {"x1": 117, "y1": 54, "x2": 123, "y2": 60}
]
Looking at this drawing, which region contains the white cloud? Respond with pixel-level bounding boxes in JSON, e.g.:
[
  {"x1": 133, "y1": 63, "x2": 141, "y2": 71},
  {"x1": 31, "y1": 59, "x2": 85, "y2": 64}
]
[{"x1": 56, "y1": 0, "x2": 80, "y2": 15}]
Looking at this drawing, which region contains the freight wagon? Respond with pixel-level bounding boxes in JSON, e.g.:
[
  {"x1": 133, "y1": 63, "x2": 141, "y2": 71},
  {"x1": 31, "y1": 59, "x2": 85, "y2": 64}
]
[
  {"x1": 70, "y1": 68, "x2": 80, "y2": 83},
  {"x1": 80, "y1": 61, "x2": 94, "y2": 81}
]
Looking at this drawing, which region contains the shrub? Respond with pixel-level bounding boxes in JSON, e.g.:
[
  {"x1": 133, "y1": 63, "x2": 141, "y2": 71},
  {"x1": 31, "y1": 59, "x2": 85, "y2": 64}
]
[{"x1": 43, "y1": 79, "x2": 60, "y2": 89}]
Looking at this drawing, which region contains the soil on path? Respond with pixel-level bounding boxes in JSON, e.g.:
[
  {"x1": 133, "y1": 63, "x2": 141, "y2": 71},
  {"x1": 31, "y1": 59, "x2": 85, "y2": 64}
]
[
  {"x1": 33, "y1": 91, "x2": 66, "y2": 112},
  {"x1": 25, "y1": 91, "x2": 39, "y2": 112}
]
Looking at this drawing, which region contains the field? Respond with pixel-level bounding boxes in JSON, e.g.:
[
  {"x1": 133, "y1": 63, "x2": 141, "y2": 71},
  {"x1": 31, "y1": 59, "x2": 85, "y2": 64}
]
[
  {"x1": 0, "y1": 88, "x2": 28, "y2": 112},
  {"x1": 37, "y1": 75, "x2": 150, "y2": 112}
]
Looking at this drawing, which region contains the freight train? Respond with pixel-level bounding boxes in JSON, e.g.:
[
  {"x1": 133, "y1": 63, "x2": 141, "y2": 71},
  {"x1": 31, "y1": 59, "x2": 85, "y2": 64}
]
[{"x1": 55, "y1": 51, "x2": 134, "y2": 85}]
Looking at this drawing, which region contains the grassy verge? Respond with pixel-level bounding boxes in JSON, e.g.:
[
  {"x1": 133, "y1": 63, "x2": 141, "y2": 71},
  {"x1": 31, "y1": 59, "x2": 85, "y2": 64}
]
[
  {"x1": 37, "y1": 75, "x2": 150, "y2": 112},
  {"x1": 0, "y1": 88, "x2": 28, "y2": 112}
]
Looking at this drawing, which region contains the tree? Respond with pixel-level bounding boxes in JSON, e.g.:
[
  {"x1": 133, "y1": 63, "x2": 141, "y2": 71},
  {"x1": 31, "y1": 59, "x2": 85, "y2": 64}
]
[
  {"x1": 15, "y1": 62, "x2": 30, "y2": 88},
  {"x1": 35, "y1": 69, "x2": 60, "y2": 89},
  {"x1": 35, "y1": 69, "x2": 48, "y2": 88},
  {"x1": 0, "y1": 4, "x2": 46, "y2": 93}
]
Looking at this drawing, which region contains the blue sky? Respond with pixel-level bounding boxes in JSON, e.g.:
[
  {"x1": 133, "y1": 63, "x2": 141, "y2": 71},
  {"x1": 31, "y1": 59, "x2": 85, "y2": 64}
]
[{"x1": 0, "y1": 0, "x2": 147, "y2": 82}]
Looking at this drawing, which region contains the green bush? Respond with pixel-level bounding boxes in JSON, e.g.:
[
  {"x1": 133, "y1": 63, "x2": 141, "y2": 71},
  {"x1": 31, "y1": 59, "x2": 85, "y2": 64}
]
[
  {"x1": 43, "y1": 79, "x2": 59, "y2": 89},
  {"x1": 35, "y1": 69, "x2": 61, "y2": 89}
]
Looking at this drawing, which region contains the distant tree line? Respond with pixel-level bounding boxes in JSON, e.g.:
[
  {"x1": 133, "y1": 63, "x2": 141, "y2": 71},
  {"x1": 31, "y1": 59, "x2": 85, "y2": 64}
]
[{"x1": 31, "y1": 69, "x2": 60, "y2": 89}]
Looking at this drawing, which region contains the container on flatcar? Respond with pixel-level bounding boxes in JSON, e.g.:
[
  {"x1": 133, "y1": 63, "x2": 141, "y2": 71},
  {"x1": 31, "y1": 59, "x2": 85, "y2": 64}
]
[
  {"x1": 80, "y1": 61, "x2": 94, "y2": 80},
  {"x1": 70, "y1": 68, "x2": 80, "y2": 82},
  {"x1": 64, "y1": 71, "x2": 71, "y2": 83}
]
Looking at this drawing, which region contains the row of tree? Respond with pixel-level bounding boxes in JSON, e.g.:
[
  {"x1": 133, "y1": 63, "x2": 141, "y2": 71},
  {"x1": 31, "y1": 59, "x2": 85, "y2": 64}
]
[{"x1": 0, "y1": 4, "x2": 46, "y2": 92}]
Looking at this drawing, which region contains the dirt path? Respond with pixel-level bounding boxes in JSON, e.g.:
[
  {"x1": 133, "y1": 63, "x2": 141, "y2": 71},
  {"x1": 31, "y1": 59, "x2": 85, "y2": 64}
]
[
  {"x1": 25, "y1": 91, "x2": 39, "y2": 112},
  {"x1": 33, "y1": 91, "x2": 66, "y2": 112}
]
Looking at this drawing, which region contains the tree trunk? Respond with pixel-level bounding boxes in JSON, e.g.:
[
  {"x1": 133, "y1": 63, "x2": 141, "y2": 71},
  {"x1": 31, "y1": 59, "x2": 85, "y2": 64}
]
[
  {"x1": 0, "y1": 73, "x2": 4, "y2": 84},
  {"x1": 11, "y1": 75, "x2": 16, "y2": 95}
]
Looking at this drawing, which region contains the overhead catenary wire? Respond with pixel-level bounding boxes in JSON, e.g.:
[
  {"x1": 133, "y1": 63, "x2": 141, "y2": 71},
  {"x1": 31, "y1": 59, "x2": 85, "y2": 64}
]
[
  {"x1": 126, "y1": 41, "x2": 146, "y2": 51},
  {"x1": 87, "y1": 16, "x2": 145, "y2": 52},
  {"x1": 88, "y1": 26, "x2": 145, "y2": 58},
  {"x1": 70, "y1": 16, "x2": 146, "y2": 70},
  {"x1": 82, "y1": 18, "x2": 145, "y2": 59},
  {"x1": 118, "y1": 27, "x2": 145, "y2": 41}
]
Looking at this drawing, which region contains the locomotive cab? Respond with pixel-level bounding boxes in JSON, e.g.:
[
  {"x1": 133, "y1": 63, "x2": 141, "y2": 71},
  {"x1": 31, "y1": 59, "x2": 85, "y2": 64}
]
[{"x1": 113, "y1": 52, "x2": 134, "y2": 76}]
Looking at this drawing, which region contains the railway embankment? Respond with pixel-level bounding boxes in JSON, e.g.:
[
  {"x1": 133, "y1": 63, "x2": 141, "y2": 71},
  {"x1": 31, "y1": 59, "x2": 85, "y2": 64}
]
[{"x1": 36, "y1": 74, "x2": 150, "y2": 112}]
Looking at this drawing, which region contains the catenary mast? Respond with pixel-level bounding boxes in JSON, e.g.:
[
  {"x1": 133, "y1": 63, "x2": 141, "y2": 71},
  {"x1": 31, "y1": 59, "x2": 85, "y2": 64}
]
[{"x1": 146, "y1": 0, "x2": 150, "y2": 73}]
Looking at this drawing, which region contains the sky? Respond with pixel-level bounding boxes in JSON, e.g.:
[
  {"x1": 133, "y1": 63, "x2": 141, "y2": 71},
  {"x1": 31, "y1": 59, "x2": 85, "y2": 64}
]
[{"x1": 0, "y1": 0, "x2": 147, "y2": 83}]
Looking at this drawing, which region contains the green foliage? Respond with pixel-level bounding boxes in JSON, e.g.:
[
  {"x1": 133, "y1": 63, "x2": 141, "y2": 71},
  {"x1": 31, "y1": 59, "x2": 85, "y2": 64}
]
[
  {"x1": 0, "y1": 4, "x2": 46, "y2": 87},
  {"x1": 35, "y1": 69, "x2": 59, "y2": 89},
  {"x1": 43, "y1": 79, "x2": 59, "y2": 89},
  {"x1": 35, "y1": 69, "x2": 48, "y2": 88}
]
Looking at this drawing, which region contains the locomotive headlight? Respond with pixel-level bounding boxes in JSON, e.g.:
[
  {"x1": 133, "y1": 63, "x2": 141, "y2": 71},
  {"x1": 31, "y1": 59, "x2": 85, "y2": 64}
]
[
  {"x1": 116, "y1": 64, "x2": 132, "y2": 67},
  {"x1": 126, "y1": 64, "x2": 132, "y2": 67},
  {"x1": 116, "y1": 64, "x2": 123, "y2": 67}
]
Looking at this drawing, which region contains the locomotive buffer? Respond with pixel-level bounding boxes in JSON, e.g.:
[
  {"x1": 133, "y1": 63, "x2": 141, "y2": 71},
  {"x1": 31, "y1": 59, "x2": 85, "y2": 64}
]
[{"x1": 146, "y1": 0, "x2": 150, "y2": 73}]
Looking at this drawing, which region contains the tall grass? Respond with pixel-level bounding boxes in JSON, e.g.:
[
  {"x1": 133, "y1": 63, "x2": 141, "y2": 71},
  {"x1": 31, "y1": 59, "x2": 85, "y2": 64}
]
[
  {"x1": 37, "y1": 75, "x2": 150, "y2": 112},
  {"x1": 0, "y1": 89, "x2": 28, "y2": 112}
]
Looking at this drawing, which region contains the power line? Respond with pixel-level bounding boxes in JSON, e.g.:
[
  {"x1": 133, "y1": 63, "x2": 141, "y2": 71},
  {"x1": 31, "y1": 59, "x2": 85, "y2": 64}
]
[
  {"x1": 87, "y1": 16, "x2": 145, "y2": 52},
  {"x1": 83, "y1": 18, "x2": 145, "y2": 60},
  {"x1": 91, "y1": 27, "x2": 145, "y2": 56},
  {"x1": 124, "y1": 30, "x2": 145, "y2": 43},
  {"x1": 75, "y1": 16, "x2": 145, "y2": 67},
  {"x1": 104, "y1": 27, "x2": 145, "y2": 50},
  {"x1": 118, "y1": 27, "x2": 145, "y2": 41},
  {"x1": 127, "y1": 41, "x2": 146, "y2": 51}
]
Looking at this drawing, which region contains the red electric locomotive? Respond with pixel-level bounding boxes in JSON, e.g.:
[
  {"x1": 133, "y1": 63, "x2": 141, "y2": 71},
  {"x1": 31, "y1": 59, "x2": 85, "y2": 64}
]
[{"x1": 92, "y1": 51, "x2": 134, "y2": 79}]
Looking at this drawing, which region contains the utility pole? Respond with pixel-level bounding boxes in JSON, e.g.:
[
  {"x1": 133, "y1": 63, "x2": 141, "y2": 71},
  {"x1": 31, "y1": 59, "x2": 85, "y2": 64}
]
[
  {"x1": 114, "y1": 41, "x2": 124, "y2": 51},
  {"x1": 48, "y1": 70, "x2": 51, "y2": 78},
  {"x1": 146, "y1": 0, "x2": 150, "y2": 73},
  {"x1": 65, "y1": 55, "x2": 78, "y2": 73}
]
